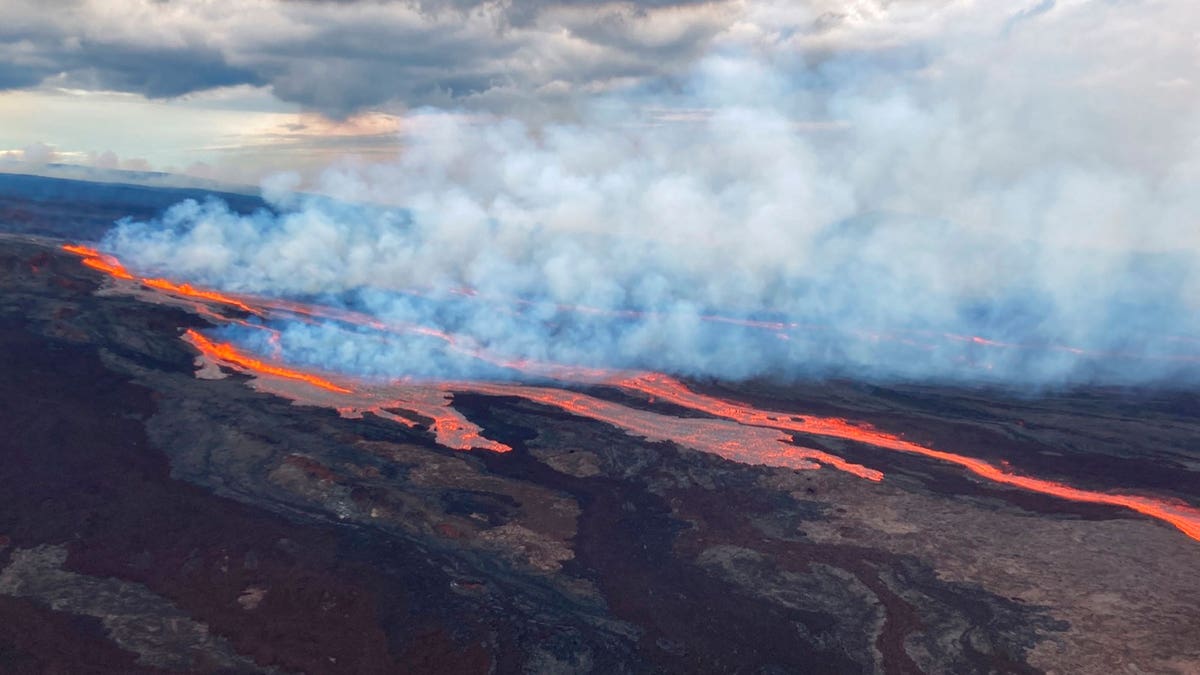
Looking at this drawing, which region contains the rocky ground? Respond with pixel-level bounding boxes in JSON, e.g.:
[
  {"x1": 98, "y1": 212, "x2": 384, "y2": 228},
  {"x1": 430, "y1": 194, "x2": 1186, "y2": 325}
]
[{"x1": 1, "y1": 188, "x2": 1199, "y2": 673}]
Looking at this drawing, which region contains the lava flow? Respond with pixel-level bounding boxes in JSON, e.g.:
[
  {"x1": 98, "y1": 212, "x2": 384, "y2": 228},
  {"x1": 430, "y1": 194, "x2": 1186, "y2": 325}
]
[
  {"x1": 185, "y1": 328, "x2": 511, "y2": 453},
  {"x1": 449, "y1": 381, "x2": 883, "y2": 479},
  {"x1": 61, "y1": 242, "x2": 1200, "y2": 543},
  {"x1": 185, "y1": 329, "x2": 351, "y2": 394},
  {"x1": 144, "y1": 278, "x2": 261, "y2": 315},
  {"x1": 62, "y1": 244, "x2": 135, "y2": 280},
  {"x1": 609, "y1": 373, "x2": 1200, "y2": 542},
  {"x1": 179, "y1": 330, "x2": 853, "y2": 467},
  {"x1": 62, "y1": 244, "x2": 261, "y2": 315}
]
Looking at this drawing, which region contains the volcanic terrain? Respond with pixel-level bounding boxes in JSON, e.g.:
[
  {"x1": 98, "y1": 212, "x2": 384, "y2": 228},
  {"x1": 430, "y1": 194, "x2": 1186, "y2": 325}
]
[{"x1": 1, "y1": 175, "x2": 1199, "y2": 674}]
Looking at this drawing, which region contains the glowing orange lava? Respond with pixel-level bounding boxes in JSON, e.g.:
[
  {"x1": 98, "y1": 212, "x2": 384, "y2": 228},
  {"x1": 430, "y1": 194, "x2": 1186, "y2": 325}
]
[
  {"x1": 60, "y1": 241, "x2": 1200, "y2": 542},
  {"x1": 63, "y1": 244, "x2": 135, "y2": 280},
  {"x1": 608, "y1": 373, "x2": 1200, "y2": 541},
  {"x1": 451, "y1": 382, "x2": 882, "y2": 479},
  {"x1": 257, "y1": 296, "x2": 615, "y2": 382},
  {"x1": 423, "y1": 405, "x2": 512, "y2": 453},
  {"x1": 185, "y1": 329, "x2": 352, "y2": 394},
  {"x1": 62, "y1": 244, "x2": 258, "y2": 312},
  {"x1": 143, "y1": 278, "x2": 260, "y2": 315},
  {"x1": 61, "y1": 244, "x2": 102, "y2": 257},
  {"x1": 184, "y1": 325, "x2": 510, "y2": 453},
  {"x1": 348, "y1": 390, "x2": 512, "y2": 453}
]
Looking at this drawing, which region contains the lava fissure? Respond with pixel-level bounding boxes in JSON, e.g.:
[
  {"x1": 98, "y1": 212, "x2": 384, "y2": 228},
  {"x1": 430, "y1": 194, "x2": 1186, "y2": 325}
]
[
  {"x1": 62, "y1": 243, "x2": 1200, "y2": 543},
  {"x1": 609, "y1": 373, "x2": 1200, "y2": 541},
  {"x1": 185, "y1": 329, "x2": 352, "y2": 394}
]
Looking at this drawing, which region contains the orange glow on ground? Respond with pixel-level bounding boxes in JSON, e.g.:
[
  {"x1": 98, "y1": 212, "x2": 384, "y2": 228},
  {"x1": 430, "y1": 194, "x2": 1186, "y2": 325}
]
[
  {"x1": 63, "y1": 244, "x2": 135, "y2": 280},
  {"x1": 62, "y1": 244, "x2": 260, "y2": 311},
  {"x1": 61, "y1": 241, "x2": 1200, "y2": 542},
  {"x1": 182, "y1": 324, "x2": 511, "y2": 453},
  {"x1": 609, "y1": 373, "x2": 1200, "y2": 542},
  {"x1": 184, "y1": 329, "x2": 352, "y2": 394},
  {"x1": 80, "y1": 257, "x2": 135, "y2": 280},
  {"x1": 61, "y1": 244, "x2": 99, "y2": 257},
  {"x1": 450, "y1": 381, "x2": 882, "y2": 479},
  {"x1": 142, "y1": 278, "x2": 260, "y2": 315},
  {"x1": 351, "y1": 390, "x2": 512, "y2": 454}
]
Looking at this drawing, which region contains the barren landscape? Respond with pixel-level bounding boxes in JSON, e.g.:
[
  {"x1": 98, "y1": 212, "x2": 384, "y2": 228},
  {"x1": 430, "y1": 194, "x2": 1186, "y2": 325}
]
[{"x1": 2, "y1": 177, "x2": 1199, "y2": 674}]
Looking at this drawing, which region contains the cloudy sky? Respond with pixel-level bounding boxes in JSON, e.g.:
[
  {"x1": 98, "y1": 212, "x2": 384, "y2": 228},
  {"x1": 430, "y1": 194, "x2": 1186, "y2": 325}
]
[{"x1": 0, "y1": 0, "x2": 1175, "y2": 183}]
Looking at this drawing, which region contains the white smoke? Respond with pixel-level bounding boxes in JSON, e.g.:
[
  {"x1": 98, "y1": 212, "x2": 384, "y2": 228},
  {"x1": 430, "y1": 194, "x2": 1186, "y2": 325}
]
[{"x1": 104, "y1": 1, "x2": 1200, "y2": 386}]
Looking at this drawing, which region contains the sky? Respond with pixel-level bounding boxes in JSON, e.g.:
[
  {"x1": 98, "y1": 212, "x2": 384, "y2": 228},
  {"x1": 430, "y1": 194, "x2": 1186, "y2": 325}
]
[
  {"x1": 7, "y1": 0, "x2": 1192, "y2": 186},
  {"x1": 0, "y1": 0, "x2": 753, "y2": 182}
]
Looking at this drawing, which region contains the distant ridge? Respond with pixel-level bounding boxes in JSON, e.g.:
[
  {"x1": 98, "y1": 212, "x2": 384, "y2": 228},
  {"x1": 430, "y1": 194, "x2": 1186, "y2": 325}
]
[
  {"x1": 0, "y1": 162, "x2": 256, "y2": 195},
  {"x1": 0, "y1": 172, "x2": 268, "y2": 242}
]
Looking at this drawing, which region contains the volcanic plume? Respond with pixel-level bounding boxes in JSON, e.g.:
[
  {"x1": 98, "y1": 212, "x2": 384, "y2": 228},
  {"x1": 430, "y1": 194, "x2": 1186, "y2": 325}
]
[{"x1": 97, "y1": 35, "x2": 1200, "y2": 387}]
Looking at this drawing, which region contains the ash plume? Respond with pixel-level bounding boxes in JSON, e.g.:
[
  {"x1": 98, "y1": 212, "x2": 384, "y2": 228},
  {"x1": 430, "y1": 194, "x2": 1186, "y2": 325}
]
[{"x1": 103, "y1": 1, "x2": 1200, "y2": 387}]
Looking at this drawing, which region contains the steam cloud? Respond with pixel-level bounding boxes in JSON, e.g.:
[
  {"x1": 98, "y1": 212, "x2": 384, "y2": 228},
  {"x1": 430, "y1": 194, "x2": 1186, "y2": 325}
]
[{"x1": 103, "y1": 2, "x2": 1200, "y2": 386}]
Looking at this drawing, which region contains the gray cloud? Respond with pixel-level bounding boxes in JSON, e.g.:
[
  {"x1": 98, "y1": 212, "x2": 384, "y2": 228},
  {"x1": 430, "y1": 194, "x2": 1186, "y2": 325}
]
[
  {"x1": 68, "y1": 43, "x2": 268, "y2": 98},
  {"x1": 0, "y1": 0, "x2": 741, "y2": 116}
]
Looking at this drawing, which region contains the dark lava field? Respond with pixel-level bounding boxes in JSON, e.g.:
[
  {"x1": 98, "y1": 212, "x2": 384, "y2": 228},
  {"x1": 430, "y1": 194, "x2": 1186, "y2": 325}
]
[{"x1": 1, "y1": 174, "x2": 1199, "y2": 674}]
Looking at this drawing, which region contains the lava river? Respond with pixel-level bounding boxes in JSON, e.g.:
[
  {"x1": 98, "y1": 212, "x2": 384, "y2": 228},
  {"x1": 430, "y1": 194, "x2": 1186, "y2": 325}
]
[{"x1": 62, "y1": 243, "x2": 1200, "y2": 543}]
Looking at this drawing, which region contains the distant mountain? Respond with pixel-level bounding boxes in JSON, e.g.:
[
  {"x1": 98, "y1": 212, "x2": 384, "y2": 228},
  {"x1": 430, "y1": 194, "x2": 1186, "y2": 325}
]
[
  {"x1": 0, "y1": 172, "x2": 269, "y2": 242},
  {"x1": 0, "y1": 162, "x2": 257, "y2": 195}
]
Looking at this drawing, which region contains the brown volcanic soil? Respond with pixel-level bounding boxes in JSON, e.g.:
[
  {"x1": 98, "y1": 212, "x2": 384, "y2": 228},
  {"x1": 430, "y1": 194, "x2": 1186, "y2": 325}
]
[
  {"x1": 1, "y1": 232, "x2": 1200, "y2": 674},
  {"x1": 0, "y1": 596, "x2": 165, "y2": 674},
  {"x1": 0, "y1": 251, "x2": 495, "y2": 673}
]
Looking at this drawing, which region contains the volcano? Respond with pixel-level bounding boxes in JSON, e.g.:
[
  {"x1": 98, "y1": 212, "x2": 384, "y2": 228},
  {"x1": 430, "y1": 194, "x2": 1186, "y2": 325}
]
[{"x1": 2, "y1": 174, "x2": 1200, "y2": 674}]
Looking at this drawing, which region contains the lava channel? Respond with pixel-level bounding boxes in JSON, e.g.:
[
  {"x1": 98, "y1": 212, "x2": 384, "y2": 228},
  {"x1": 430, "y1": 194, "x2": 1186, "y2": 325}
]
[
  {"x1": 609, "y1": 372, "x2": 1200, "y2": 542},
  {"x1": 62, "y1": 242, "x2": 1200, "y2": 543}
]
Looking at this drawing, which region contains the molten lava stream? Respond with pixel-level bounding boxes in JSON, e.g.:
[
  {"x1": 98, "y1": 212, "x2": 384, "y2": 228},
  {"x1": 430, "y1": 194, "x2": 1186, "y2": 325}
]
[
  {"x1": 64, "y1": 242, "x2": 1199, "y2": 368},
  {"x1": 61, "y1": 244, "x2": 261, "y2": 315},
  {"x1": 180, "y1": 325, "x2": 869, "y2": 472},
  {"x1": 185, "y1": 329, "x2": 351, "y2": 394},
  {"x1": 609, "y1": 373, "x2": 1200, "y2": 542},
  {"x1": 142, "y1": 278, "x2": 261, "y2": 315},
  {"x1": 185, "y1": 329, "x2": 511, "y2": 453},
  {"x1": 447, "y1": 382, "x2": 883, "y2": 480},
  {"x1": 62, "y1": 244, "x2": 135, "y2": 280},
  {"x1": 256, "y1": 296, "x2": 617, "y2": 383},
  {"x1": 61, "y1": 242, "x2": 1200, "y2": 542}
]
